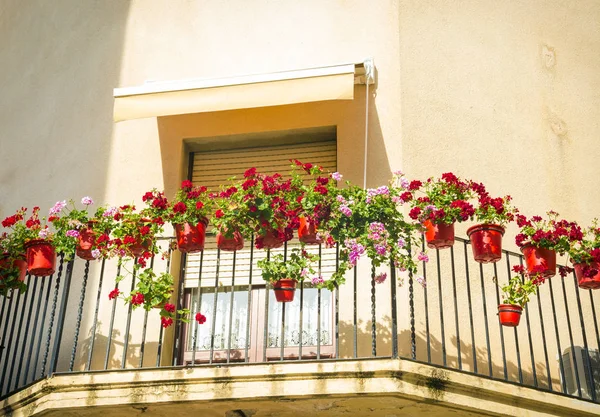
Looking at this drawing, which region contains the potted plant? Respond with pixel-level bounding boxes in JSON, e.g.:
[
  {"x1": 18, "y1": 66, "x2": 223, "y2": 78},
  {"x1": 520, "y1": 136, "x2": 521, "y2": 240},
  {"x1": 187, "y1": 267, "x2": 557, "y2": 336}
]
[
  {"x1": 515, "y1": 211, "x2": 582, "y2": 278},
  {"x1": 158, "y1": 181, "x2": 212, "y2": 254},
  {"x1": 495, "y1": 265, "x2": 544, "y2": 327},
  {"x1": 76, "y1": 205, "x2": 120, "y2": 261},
  {"x1": 109, "y1": 266, "x2": 189, "y2": 328},
  {"x1": 289, "y1": 160, "x2": 341, "y2": 245},
  {"x1": 110, "y1": 205, "x2": 162, "y2": 263},
  {"x1": 257, "y1": 248, "x2": 318, "y2": 302},
  {"x1": 568, "y1": 219, "x2": 600, "y2": 289},
  {"x1": 466, "y1": 182, "x2": 517, "y2": 263},
  {"x1": 12, "y1": 206, "x2": 57, "y2": 277},
  {"x1": 210, "y1": 182, "x2": 250, "y2": 251},
  {"x1": 0, "y1": 210, "x2": 29, "y2": 296},
  {"x1": 406, "y1": 173, "x2": 474, "y2": 249}
]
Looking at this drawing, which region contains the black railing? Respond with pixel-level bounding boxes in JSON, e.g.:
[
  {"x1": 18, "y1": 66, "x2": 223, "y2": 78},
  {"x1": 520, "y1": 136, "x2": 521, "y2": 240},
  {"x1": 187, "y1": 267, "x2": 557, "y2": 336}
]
[{"x1": 1, "y1": 235, "x2": 600, "y2": 405}]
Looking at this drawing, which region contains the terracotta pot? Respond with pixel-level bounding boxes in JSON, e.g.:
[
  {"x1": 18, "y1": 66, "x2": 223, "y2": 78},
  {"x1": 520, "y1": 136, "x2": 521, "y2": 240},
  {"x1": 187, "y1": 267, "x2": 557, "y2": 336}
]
[
  {"x1": 175, "y1": 220, "x2": 208, "y2": 253},
  {"x1": 520, "y1": 244, "x2": 556, "y2": 278},
  {"x1": 424, "y1": 220, "x2": 455, "y2": 249},
  {"x1": 498, "y1": 304, "x2": 523, "y2": 327},
  {"x1": 216, "y1": 230, "x2": 244, "y2": 251},
  {"x1": 574, "y1": 262, "x2": 600, "y2": 290},
  {"x1": 0, "y1": 256, "x2": 27, "y2": 285},
  {"x1": 76, "y1": 226, "x2": 97, "y2": 261},
  {"x1": 129, "y1": 239, "x2": 152, "y2": 258},
  {"x1": 467, "y1": 224, "x2": 505, "y2": 264},
  {"x1": 259, "y1": 229, "x2": 284, "y2": 250},
  {"x1": 298, "y1": 217, "x2": 321, "y2": 245},
  {"x1": 24, "y1": 239, "x2": 56, "y2": 277},
  {"x1": 273, "y1": 279, "x2": 297, "y2": 302}
]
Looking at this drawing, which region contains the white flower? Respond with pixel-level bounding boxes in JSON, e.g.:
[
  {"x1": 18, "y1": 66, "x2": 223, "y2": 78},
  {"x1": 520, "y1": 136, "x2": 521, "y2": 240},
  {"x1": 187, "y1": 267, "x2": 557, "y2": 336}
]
[{"x1": 331, "y1": 172, "x2": 343, "y2": 181}]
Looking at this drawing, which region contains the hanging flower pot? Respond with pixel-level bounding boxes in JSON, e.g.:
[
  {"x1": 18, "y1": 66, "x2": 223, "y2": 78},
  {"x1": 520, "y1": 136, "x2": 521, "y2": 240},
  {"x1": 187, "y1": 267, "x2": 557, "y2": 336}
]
[
  {"x1": 129, "y1": 239, "x2": 152, "y2": 258},
  {"x1": 424, "y1": 220, "x2": 455, "y2": 249},
  {"x1": 574, "y1": 262, "x2": 600, "y2": 290},
  {"x1": 0, "y1": 256, "x2": 27, "y2": 285},
  {"x1": 76, "y1": 224, "x2": 97, "y2": 261},
  {"x1": 521, "y1": 244, "x2": 556, "y2": 278},
  {"x1": 175, "y1": 219, "x2": 208, "y2": 253},
  {"x1": 298, "y1": 217, "x2": 321, "y2": 245},
  {"x1": 216, "y1": 230, "x2": 244, "y2": 251},
  {"x1": 259, "y1": 229, "x2": 285, "y2": 250},
  {"x1": 24, "y1": 239, "x2": 56, "y2": 277},
  {"x1": 273, "y1": 279, "x2": 297, "y2": 302},
  {"x1": 498, "y1": 304, "x2": 523, "y2": 327},
  {"x1": 467, "y1": 224, "x2": 505, "y2": 264}
]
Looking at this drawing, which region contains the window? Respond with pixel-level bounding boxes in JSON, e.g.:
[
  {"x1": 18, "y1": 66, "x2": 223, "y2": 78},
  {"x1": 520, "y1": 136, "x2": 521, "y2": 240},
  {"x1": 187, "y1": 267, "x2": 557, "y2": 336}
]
[{"x1": 180, "y1": 128, "x2": 338, "y2": 363}]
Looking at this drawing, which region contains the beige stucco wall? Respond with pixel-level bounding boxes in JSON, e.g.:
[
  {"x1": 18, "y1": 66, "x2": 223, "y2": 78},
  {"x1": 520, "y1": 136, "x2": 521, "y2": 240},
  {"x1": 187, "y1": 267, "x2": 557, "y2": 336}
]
[{"x1": 1, "y1": 0, "x2": 600, "y2": 403}]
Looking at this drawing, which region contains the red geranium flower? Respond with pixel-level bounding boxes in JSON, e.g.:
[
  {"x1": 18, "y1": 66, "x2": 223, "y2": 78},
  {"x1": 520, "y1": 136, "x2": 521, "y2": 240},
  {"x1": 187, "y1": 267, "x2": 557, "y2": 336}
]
[
  {"x1": 195, "y1": 312, "x2": 207, "y2": 324},
  {"x1": 108, "y1": 288, "x2": 120, "y2": 300},
  {"x1": 161, "y1": 317, "x2": 174, "y2": 328},
  {"x1": 215, "y1": 209, "x2": 224, "y2": 218},
  {"x1": 164, "y1": 303, "x2": 176, "y2": 313},
  {"x1": 131, "y1": 292, "x2": 144, "y2": 305}
]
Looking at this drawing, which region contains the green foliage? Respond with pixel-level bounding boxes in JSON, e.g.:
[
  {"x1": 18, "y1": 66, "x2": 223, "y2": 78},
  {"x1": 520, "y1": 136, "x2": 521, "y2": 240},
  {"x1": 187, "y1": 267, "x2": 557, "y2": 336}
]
[
  {"x1": 257, "y1": 248, "x2": 318, "y2": 284},
  {"x1": 496, "y1": 275, "x2": 539, "y2": 307}
]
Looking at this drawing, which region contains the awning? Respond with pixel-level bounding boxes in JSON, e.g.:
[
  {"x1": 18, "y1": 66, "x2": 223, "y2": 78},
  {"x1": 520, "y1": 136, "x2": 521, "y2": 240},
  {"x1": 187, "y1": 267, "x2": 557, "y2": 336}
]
[{"x1": 113, "y1": 61, "x2": 373, "y2": 122}]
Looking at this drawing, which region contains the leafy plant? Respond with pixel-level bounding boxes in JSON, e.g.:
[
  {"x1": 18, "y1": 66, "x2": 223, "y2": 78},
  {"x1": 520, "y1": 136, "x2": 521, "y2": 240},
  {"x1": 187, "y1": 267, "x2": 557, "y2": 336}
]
[
  {"x1": 568, "y1": 219, "x2": 600, "y2": 277},
  {"x1": 257, "y1": 248, "x2": 318, "y2": 284},
  {"x1": 495, "y1": 265, "x2": 544, "y2": 307},
  {"x1": 109, "y1": 205, "x2": 163, "y2": 265},
  {"x1": 515, "y1": 211, "x2": 582, "y2": 254},
  {"x1": 161, "y1": 181, "x2": 213, "y2": 226},
  {"x1": 469, "y1": 181, "x2": 518, "y2": 227}
]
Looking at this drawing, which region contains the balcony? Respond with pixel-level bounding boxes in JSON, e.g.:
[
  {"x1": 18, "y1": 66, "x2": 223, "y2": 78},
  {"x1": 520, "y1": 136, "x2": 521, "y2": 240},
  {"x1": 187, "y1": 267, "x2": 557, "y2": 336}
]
[{"x1": 2, "y1": 234, "x2": 600, "y2": 416}]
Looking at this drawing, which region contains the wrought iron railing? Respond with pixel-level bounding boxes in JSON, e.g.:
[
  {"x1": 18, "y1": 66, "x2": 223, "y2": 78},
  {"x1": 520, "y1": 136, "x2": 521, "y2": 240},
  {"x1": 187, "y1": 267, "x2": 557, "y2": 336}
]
[{"x1": 1, "y1": 235, "x2": 600, "y2": 405}]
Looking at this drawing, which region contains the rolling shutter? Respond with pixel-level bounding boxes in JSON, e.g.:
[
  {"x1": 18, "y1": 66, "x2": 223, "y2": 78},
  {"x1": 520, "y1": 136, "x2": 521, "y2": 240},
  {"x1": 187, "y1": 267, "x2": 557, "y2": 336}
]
[{"x1": 185, "y1": 140, "x2": 337, "y2": 288}]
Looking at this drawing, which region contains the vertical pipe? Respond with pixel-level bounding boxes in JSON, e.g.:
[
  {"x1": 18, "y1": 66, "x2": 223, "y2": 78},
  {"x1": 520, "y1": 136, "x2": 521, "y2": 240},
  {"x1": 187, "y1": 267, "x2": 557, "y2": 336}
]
[
  {"x1": 436, "y1": 249, "x2": 446, "y2": 366},
  {"x1": 548, "y1": 278, "x2": 568, "y2": 393},
  {"x1": 560, "y1": 273, "x2": 582, "y2": 397},
  {"x1": 450, "y1": 246, "x2": 461, "y2": 369},
  {"x1": 478, "y1": 263, "x2": 492, "y2": 376},
  {"x1": 463, "y1": 242, "x2": 477, "y2": 373},
  {"x1": 69, "y1": 260, "x2": 90, "y2": 372},
  {"x1": 390, "y1": 262, "x2": 398, "y2": 359},
  {"x1": 86, "y1": 259, "x2": 106, "y2": 371},
  {"x1": 121, "y1": 261, "x2": 138, "y2": 369},
  {"x1": 244, "y1": 235, "x2": 254, "y2": 363},
  {"x1": 104, "y1": 261, "x2": 121, "y2": 370},
  {"x1": 209, "y1": 248, "x2": 221, "y2": 364},
  {"x1": 573, "y1": 272, "x2": 596, "y2": 401},
  {"x1": 192, "y1": 250, "x2": 204, "y2": 365},
  {"x1": 49, "y1": 259, "x2": 74, "y2": 376},
  {"x1": 227, "y1": 251, "x2": 237, "y2": 363}
]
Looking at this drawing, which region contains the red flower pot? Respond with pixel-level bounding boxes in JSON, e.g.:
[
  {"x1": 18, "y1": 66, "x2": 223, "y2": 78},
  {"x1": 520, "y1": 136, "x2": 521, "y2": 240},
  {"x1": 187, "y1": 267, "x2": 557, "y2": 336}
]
[
  {"x1": 298, "y1": 217, "x2": 321, "y2": 245},
  {"x1": 467, "y1": 224, "x2": 505, "y2": 264},
  {"x1": 521, "y1": 244, "x2": 556, "y2": 278},
  {"x1": 175, "y1": 219, "x2": 208, "y2": 254},
  {"x1": 216, "y1": 230, "x2": 244, "y2": 251},
  {"x1": 259, "y1": 229, "x2": 284, "y2": 250},
  {"x1": 498, "y1": 304, "x2": 523, "y2": 327},
  {"x1": 0, "y1": 256, "x2": 27, "y2": 284},
  {"x1": 76, "y1": 227, "x2": 97, "y2": 261},
  {"x1": 574, "y1": 262, "x2": 600, "y2": 290},
  {"x1": 129, "y1": 239, "x2": 151, "y2": 258},
  {"x1": 424, "y1": 220, "x2": 455, "y2": 249},
  {"x1": 25, "y1": 239, "x2": 56, "y2": 277},
  {"x1": 273, "y1": 279, "x2": 297, "y2": 302}
]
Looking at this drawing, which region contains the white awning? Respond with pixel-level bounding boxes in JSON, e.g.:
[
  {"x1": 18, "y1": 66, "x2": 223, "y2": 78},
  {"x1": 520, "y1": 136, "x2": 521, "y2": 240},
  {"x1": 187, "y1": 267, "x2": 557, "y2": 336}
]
[{"x1": 113, "y1": 61, "x2": 372, "y2": 122}]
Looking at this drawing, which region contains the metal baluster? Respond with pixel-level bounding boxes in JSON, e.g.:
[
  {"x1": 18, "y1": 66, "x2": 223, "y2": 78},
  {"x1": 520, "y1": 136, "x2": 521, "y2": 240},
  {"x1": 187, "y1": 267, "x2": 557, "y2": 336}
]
[
  {"x1": 0, "y1": 289, "x2": 17, "y2": 395},
  {"x1": 263, "y1": 249, "x2": 270, "y2": 362},
  {"x1": 280, "y1": 242, "x2": 288, "y2": 361},
  {"x1": 478, "y1": 263, "x2": 492, "y2": 376},
  {"x1": 495, "y1": 260, "x2": 507, "y2": 380},
  {"x1": 536, "y1": 287, "x2": 552, "y2": 390},
  {"x1": 69, "y1": 260, "x2": 90, "y2": 372},
  {"x1": 519, "y1": 257, "x2": 537, "y2": 387},
  {"x1": 335, "y1": 242, "x2": 340, "y2": 359},
  {"x1": 463, "y1": 241, "x2": 477, "y2": 373},
  {"x1": 548, "y1": 278, "x2": 567, "y2": 393},
  {"x1": 390, "y1": 262, "x2": 398, "y2": 359},
  {"x1": 573, "y1": 272, "x2": 596, "y2": 401},
  {"x1": 227, "y1": 251, "x2": 237, "y2": 363},
  {"x1": 589, "y1": 291, "x2": 600, "y2": 360},
  {"x1": 86, "y1": 259, "x2": 106, "y2": 371},
  {"x1": 41, "y1": 256, "x2": 64, "y2": 377},
  {"x1": 408, "y1": 250, "x2": 416, "y2": 360},
  {"x1": 25, "y1": 275, "x2": 49, "y2": 384},
  {"x1": 104, "y1": 261, "x2": 121, "y2": 370},
  {"x1": 155, "y1": 244, "x2": 172, "y2": 367},
  {"x1": 298, "y1": 280, "x2": 304, "y2": 360},
  {"x1": 15, "y1": 275, "x2": 38, "y2": 390},
  {"x1": 48, "y1": 258, "x2": 74, "y2": 375},
  {"x1": 6, "y1": 274, "x2": 31, "y2": 393},
  {"x1": 31, "y1": 275, "x2": 53, "y2": 381},
  {"x1": 506, "y1": 256, "x2": 522, "y2": 383},
  {"x1": 192, "y1": 250, "x2": 204, "y2": 365},
  {"x1": 370, "y1": 264, "x2": 377, "y2": 357},
  {"x1": 560, "y1": 272, "x2": 582, "y2": 397},
  {"x1": 422, "y1": 239, "x2": 430, "y2": 363},
  {"x1": 450, "y1": 246, "x2": 461, "y2": 369},
  {"x1": 121, "y1": 261, "x2": 138, "y2": 369},
  {"x1": 139, "y1": 256, "x2": 155, "y2": 368},
  {"x1": 353, "y1": 267, "x2": 358, "y2": 358},
  {"x1": 317, "y1": 243, "x2": 322, "y2": 360},
  {"x1": 0, "y1": 292, "x2": 9, "y2": 376},
  {"x1": 172, "y1": 249, "x2": 188, "y2": 366},
  {"x1": 436, "y1": 249, "x2": 446, "y2": 366},
  {"x1": 209, "y1": 248, "x2": 220, "y2": 364},
  {"x1": 244, "y1": 235, "x2": 254, "y2": 363}
]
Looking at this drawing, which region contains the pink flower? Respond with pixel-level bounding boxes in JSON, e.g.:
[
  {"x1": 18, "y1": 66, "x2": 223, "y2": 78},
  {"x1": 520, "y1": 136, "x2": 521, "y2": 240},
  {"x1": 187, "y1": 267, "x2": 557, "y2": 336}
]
[
  {"x1": 311, "y1": 276, "x2": 325, "y2": 285},
  {"x1": 49, "y1": 200, "x2": 67, "y2": 215},
  {"x1": 331, "y1": 172, "x2": 343, "y2": 181},
  {"x1": 339, "y1": 205, "x2": 352, "y2": 217},
  {"x1": 66, "y1": 229, "x2": 80, "y2": 238},
  {"x1": 417, "y1": 252, "x2": 429, "y2": 263},
  {"x1": 415, "y1": 275, "x2": 427, "y2": 288},
  {"x1": 81, "y1": 196, "x2": 94, "y2": 206},
  {"x1": 375, "y1": 272, "x2": 387, "y2": 284}
]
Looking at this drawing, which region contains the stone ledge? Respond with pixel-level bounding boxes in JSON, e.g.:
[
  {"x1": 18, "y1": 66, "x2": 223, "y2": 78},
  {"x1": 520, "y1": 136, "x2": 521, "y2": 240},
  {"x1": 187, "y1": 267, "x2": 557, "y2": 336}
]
[{"x1": 1, "y1": 359, "x2": 599, "y2": 416}]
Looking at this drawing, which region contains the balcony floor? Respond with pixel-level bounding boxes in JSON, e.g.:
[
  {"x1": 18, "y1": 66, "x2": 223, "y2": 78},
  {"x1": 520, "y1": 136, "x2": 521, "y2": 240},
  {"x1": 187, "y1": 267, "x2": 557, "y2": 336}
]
[{"x1": 2, "y1": 358, "x2": 599, "y2": 417}]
